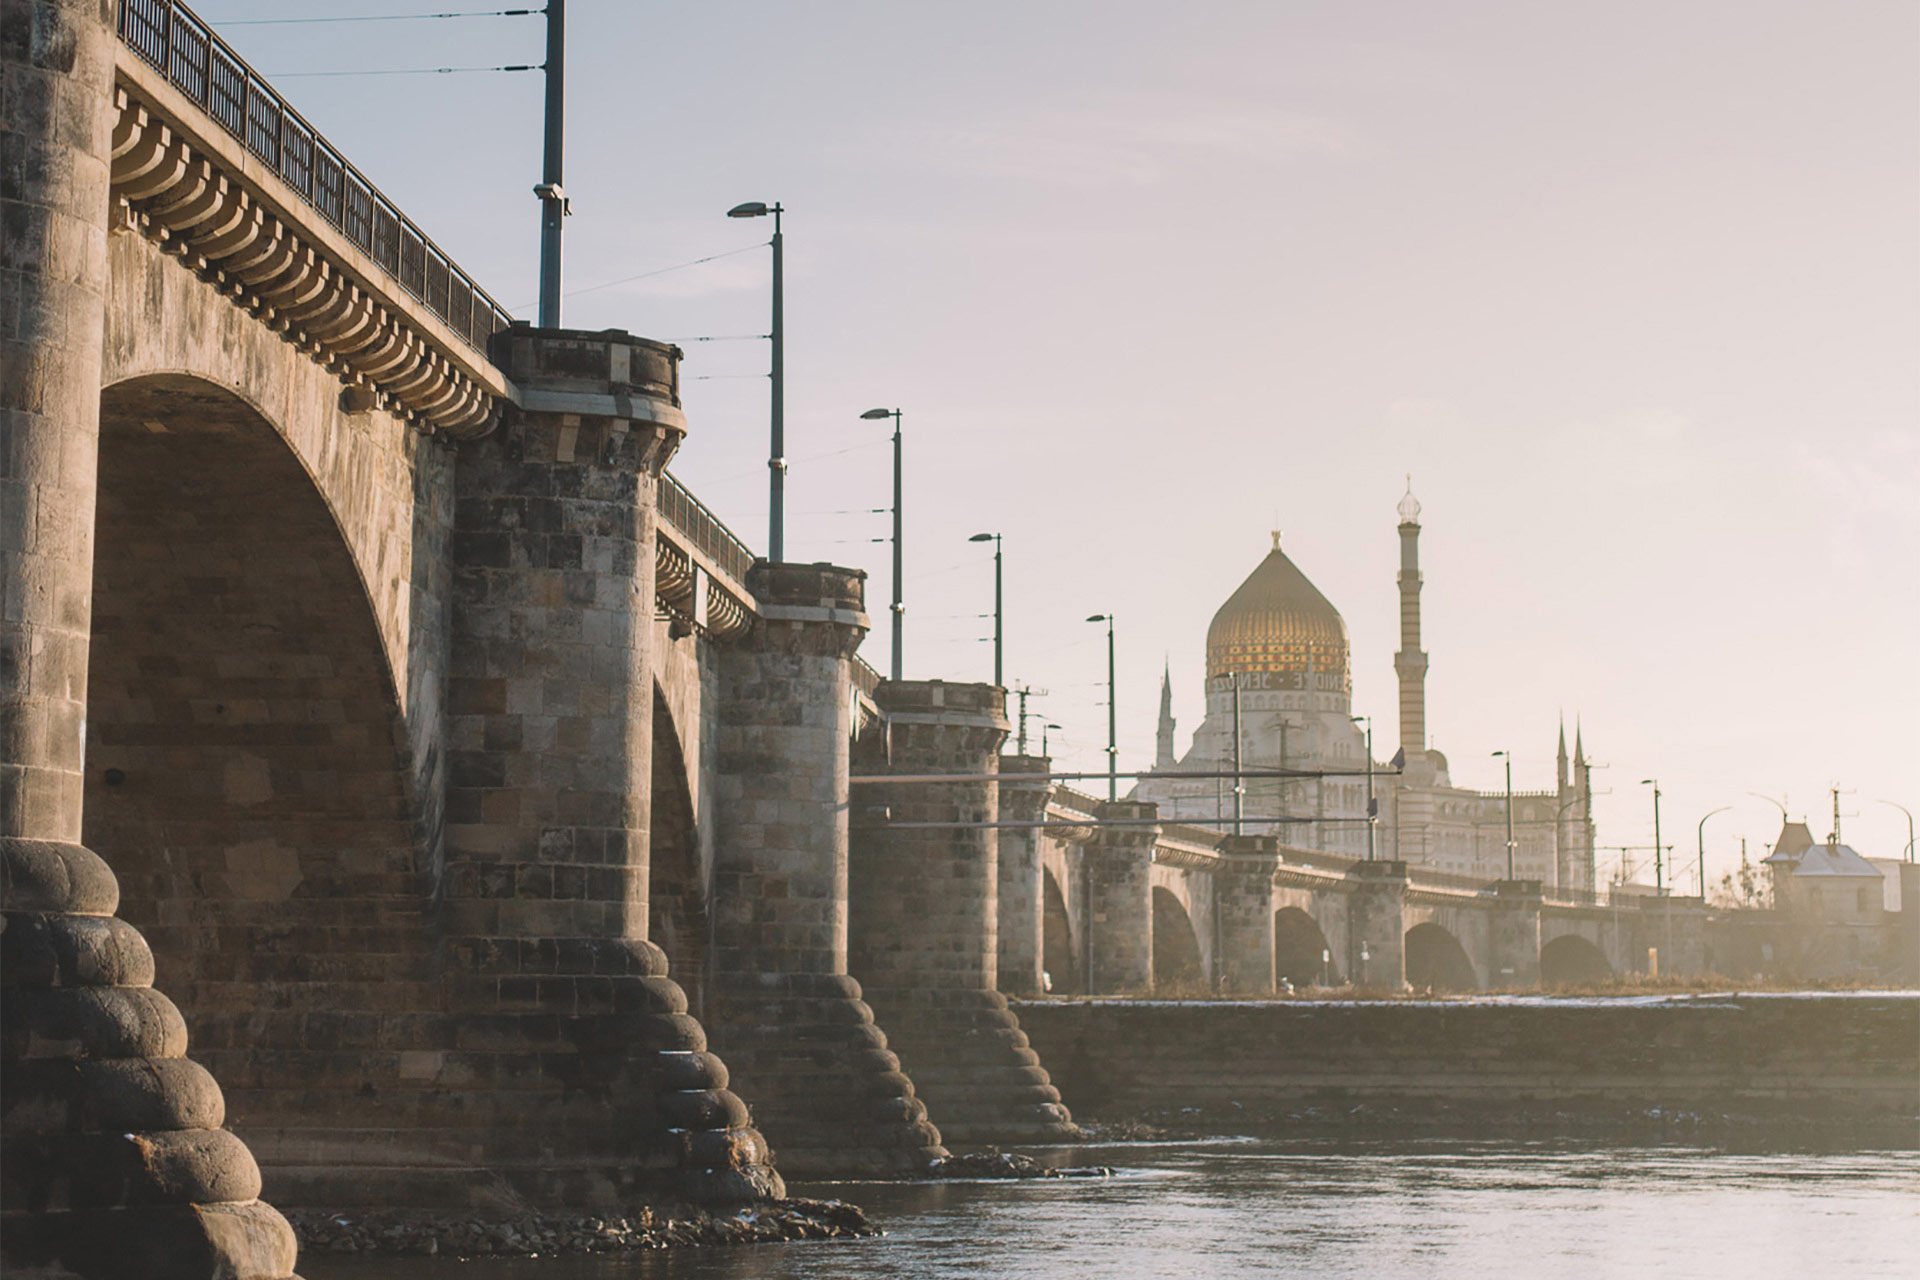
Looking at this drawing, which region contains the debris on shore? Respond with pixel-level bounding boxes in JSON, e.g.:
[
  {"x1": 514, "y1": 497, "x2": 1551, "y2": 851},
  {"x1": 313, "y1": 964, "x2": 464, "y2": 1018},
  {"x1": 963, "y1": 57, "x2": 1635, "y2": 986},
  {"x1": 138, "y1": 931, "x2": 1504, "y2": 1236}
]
[{"x1": 286, "y1": 1198, "x2": 875, "y2": 1257}]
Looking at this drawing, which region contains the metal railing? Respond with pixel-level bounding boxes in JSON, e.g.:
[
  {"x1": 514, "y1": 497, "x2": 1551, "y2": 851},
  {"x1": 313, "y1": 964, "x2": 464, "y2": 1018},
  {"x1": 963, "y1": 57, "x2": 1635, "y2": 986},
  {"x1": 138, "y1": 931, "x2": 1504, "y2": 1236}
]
[
  {"x1": 658, "y1": 472, "x2": 756, "y2": 586},
  {"x1": 119, "y1": 0, "x2": 514, "y2": 355},
  {"x1": 850, "y1": 656, "x2": 883, "y2": 701}
]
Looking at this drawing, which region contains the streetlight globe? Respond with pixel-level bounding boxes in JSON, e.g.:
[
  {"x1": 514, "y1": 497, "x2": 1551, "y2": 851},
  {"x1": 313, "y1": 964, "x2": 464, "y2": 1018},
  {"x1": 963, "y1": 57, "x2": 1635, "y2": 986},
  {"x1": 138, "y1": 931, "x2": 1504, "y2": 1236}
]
[
  {"x1": 727, "y1": 202, "x2": 769, "y2": 218},
  {"x1": 969, "y1": 532, "x2": 995, "y2": 543},
  {"x1": 859, "y1": 408, "x2": 892, "y2": 420},
  {"x1": 1085, "y1": 614, "x2": 1107, "y2": 623}
]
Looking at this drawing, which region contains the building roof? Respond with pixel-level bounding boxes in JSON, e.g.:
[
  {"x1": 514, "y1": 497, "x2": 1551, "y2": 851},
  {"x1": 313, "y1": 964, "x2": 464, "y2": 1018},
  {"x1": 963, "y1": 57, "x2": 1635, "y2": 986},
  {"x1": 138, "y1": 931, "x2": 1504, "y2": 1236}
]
[
  {"x1": 1205, "y1": 536, "x2": 1349, "y2": 684},
  {"x1": 1762, "y1": 821, "x2": 1816, "y2": 865},
  {"x1": 1763, "y1": 821, "x2": 1882, "y2": 878}
]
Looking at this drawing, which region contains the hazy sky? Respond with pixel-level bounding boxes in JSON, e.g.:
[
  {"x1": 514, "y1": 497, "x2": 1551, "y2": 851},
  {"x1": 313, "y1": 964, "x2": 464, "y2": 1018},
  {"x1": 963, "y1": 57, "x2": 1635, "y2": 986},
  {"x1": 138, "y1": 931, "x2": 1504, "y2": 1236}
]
[{"x1": 208, "y1": 1, "x2": 1920, "y2": 885}]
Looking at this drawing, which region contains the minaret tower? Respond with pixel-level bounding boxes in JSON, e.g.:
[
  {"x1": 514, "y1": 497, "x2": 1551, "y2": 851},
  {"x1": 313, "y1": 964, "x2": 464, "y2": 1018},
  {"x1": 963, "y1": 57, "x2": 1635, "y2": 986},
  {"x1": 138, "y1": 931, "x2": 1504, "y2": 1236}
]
[
  {"x1": 1155, "y1": 661, "x2": 1177, "y2": 769},
  {"x1": 1394, "y1": 480, "x2": 1429, "y2": 762}
]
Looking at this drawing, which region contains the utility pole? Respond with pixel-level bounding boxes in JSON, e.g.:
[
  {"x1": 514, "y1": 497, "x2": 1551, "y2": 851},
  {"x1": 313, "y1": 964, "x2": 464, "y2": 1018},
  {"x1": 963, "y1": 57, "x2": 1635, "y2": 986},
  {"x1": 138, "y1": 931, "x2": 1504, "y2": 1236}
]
[
  {"x1": 1231, "y1": 676, "x2": 1244, "y2": 836},
  {"x1": 534, "y1": 0, "x2": 568, "y2": 327},
  {"x1": 1011, "y1": 684, "x2": 1048, "y2": 756},
  {"x1": 1085, "y1": 614, "x2": 1117, "y2": 802}
]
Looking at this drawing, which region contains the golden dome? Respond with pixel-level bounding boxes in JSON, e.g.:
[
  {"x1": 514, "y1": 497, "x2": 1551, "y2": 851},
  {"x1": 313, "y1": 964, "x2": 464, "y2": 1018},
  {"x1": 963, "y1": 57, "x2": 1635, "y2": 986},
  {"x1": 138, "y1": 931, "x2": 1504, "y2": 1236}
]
[{"x1": 1206, "y1": 535, "x2": 1350, "y2": 689}]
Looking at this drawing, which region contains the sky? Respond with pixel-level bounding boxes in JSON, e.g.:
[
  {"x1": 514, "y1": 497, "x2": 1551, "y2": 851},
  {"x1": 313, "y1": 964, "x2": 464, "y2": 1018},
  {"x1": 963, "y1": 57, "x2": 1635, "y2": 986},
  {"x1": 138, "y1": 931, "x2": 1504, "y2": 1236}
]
[{"x1": 203, "y1": 1, "x2": 1920, "y2": 889}]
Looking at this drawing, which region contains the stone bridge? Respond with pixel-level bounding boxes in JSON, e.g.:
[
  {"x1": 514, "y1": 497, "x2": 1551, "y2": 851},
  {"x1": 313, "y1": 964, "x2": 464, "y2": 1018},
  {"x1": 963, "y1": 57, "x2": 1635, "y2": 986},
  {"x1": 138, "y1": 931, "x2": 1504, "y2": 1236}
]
[
  {"x1": 997, "y1": 788, "x2": 1706, "y2": 999},
  {"x1": 4, "y1": 3, "x2": 1700, "y2": 1276}
]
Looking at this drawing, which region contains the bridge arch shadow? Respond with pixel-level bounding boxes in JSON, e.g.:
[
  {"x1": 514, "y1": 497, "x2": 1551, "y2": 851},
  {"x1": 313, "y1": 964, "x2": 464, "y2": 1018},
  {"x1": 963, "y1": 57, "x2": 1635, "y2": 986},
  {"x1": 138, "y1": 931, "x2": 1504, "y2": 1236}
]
[
  {"x1": 1151, "y1": 886, "x2": 1205, "y2": 991},
  {"x1": 84, "y1": 374, "x2": 431, "y2": 1148},
  {"x1": 649, "y1": 688, "x2": 706, "y2": 1015},
  {"x1": 1275, "y1": 906, "x2": 1338, "y2": 988},
  {"x1": 1405, "y1": 922, "x2": 1479, "y2": 992},
  {"x1": 1540, "y1": 933, "x2": 1613, "y2": 986},
  {"x1": 1042, "y1": 868, "x2": 1079, "y2": 994}
]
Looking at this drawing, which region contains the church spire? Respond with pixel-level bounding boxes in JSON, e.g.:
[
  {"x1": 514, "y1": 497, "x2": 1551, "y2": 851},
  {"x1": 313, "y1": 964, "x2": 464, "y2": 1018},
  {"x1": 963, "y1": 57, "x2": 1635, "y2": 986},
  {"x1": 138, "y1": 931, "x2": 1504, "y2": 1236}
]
[
  {"x1": 1556, "y1": 716, "x2": 1569, "y2": 790},
  {"x1": 1155, "y1": 659, "x2": 1176, "y2": 769}
]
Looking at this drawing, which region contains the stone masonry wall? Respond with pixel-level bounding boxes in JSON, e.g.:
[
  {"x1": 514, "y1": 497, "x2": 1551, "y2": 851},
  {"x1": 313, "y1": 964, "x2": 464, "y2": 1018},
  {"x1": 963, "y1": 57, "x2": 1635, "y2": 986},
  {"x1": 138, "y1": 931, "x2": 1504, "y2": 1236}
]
[
  {"x1": 850, "y1": 682, "x2": 1076, "y2": 1145},
  {"x1": 706, "y1": 563, "x2": 947, "y2": 1176},
  {"x1": 1017, "y1": 996, "x2": 1920, "y2": 1118}
]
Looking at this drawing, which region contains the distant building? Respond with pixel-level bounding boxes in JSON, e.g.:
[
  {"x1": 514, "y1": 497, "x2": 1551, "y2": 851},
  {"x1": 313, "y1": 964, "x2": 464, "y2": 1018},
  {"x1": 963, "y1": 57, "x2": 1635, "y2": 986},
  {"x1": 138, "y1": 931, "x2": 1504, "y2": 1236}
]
[
  {"x1": 1761, "y1": 820, "x2": 1901, "y2": 978},
  {"x1": 1136, "y1": 487, "x2": 1597, "y2": 889}
]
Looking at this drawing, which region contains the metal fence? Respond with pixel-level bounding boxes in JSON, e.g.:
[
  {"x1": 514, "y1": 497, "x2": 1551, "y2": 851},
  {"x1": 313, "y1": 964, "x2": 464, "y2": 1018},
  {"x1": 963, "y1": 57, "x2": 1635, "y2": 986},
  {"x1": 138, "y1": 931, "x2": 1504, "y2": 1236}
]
[
  {"x1": 657, "y1": 472, "x2": 756, "y2": 586},
  {"x1": 119, "y1": 0, "x2": 514, "y2": 354}
]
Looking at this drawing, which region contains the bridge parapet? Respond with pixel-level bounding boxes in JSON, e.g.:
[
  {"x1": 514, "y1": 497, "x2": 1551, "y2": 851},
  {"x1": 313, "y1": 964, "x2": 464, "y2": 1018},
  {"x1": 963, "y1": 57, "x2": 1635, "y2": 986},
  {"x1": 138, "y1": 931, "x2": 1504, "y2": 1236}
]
[{"x1": 111, "y1": 0, "x2": 511, "y2": 434}]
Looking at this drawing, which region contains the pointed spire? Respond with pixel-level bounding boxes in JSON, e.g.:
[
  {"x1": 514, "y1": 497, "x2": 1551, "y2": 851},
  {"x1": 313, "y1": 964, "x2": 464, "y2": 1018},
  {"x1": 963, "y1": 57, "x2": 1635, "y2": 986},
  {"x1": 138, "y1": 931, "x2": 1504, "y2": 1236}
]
[
  {"x1": 1557, "y1": 716, "x2": 1568, "y2": 762},
  {"x1": 1573, "y1": 718, "x2": 1585, "y2": 766},
  {"x1": 1556, "y1": 716, "x2": 1569, "y2": 790},
  {"x1": 1154, "y1": 658, "x2": 1176, "y2": 770}
]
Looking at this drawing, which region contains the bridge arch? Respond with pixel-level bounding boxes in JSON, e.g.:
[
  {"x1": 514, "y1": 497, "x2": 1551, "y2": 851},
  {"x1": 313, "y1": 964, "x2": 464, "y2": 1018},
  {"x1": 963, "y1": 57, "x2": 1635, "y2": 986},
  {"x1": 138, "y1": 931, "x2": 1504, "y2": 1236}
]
[
  {"x1": 85, "y1": 373, "x2": 434, "y2": 1148},
  {"x1": 1405, "y1": 921, "x2": 1479, "y2": 992},
  {"x1": 1275, "y1": 906, "x2": 1338, "y2": 988},
  {"x1": 1151, "y1": 886, "x2": 1205, "y2": 990},
  {"x1": 1043, "y1": 867, "x2": 1079, "y2": 994},
  {"x1": 1540, "y1": 933, "x2": 1613, "y2": 986}
]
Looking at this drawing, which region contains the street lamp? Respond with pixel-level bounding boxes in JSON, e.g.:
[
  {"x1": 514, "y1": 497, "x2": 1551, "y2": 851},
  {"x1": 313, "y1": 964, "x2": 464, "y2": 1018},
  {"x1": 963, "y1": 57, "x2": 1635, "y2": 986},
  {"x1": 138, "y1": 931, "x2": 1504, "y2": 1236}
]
[
  {"x1": 1352, "y1": 716, "x2": 1376, "y2": 861},
  {"x1": 1041, "y1": 723, "x2": 1062, "y2": 756},
  {"x1": 1492, "y1": 750, "x2": 1515, "y2": 879},
  {"x1": 968, "y1": 532, "x2": 1002, "y2": 687},
  {"x1": 1086, "y1": 614, "x2": 1116, "y2": 802},
  {"x1": 859, "y1": 408, "x2": 904, "y2": 680},
  {"x1": 1696, "y1": 805, "x2": 1732, "y2": 900},
  {"x1": 1880, "y1": 800, "x2": 1916, "y2": 863},
  {"x1": 728, "y1": 200, "x2": 784, "y2": 561},
  {"x1": 1641, "y1": 778, "x2": 1664, "y2": 893}
]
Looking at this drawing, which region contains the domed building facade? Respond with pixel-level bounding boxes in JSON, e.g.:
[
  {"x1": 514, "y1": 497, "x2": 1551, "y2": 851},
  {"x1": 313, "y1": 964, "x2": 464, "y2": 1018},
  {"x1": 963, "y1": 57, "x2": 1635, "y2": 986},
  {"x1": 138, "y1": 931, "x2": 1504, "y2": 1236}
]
[{"x1": 1136, "y1": 491, "x2": 1597, "y2": 889}]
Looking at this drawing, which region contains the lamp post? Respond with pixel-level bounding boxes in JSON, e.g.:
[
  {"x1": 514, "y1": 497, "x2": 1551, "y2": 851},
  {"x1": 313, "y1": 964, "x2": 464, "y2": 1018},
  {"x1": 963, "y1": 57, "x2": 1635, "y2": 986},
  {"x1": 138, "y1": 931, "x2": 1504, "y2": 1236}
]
[
  {"x1": 728, "y1": 200, "x2": 784, "y2": 561},
  {"x1": 1492, "y1": 750, "x2": 1515, "y2": 879},
  {"x1": 1353, "y1": 716, "x2": 1375, "y2": 861},
  {"x1": 969, "y1": 532, "x2": 1002, "y2": 687},
  {"x1": 1879, "y1": 800, "x2": 1915, "y2": 863},
  {"x1": 1641, "y1": 778, "x2": 1664, "y2": 892},
  {"x1": 1696, "y1": 805, "x2": 1732, "y2": 900},
  {"x1": 534, "y1": 0, "x2": 568, "y2": 326},
  {"x1": 1041, "y1": 723, "x2": 1062, "y2": 756},
  {"x1": 859, "y1": 408, "x2": 904, "y2": 680},
  {"x1": 1086, "y1": 614, "x2": 1116, "y2": 802}
]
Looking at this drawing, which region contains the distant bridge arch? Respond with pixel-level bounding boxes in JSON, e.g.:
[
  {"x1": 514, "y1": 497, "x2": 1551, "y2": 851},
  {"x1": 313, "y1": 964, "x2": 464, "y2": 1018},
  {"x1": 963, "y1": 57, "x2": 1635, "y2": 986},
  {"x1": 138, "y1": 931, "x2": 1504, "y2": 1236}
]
[
  {"x1": 1406, "y1": 922, "x2": 1478, "y2": 992},
  {"x1": 1275, "y1": 906, "x2": 1338, "y2": 988},
  {"x1": 1151, "y1": 886, "x2": 1205, "y2": 990},
  {"x1": 1540, "y1": 932, "x2": 1614, "y2": 986}
]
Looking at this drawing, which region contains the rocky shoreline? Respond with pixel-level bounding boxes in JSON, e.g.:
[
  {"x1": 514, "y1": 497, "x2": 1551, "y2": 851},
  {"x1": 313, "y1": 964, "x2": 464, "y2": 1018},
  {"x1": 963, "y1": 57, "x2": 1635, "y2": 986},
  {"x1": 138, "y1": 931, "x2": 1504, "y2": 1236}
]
[
  {"x1": 284, "y1": 1155, "x2": 1114, "y2": 1258},
  {"x1": 286, "y1": 1198, "x2": 876, "y2": 1258}
]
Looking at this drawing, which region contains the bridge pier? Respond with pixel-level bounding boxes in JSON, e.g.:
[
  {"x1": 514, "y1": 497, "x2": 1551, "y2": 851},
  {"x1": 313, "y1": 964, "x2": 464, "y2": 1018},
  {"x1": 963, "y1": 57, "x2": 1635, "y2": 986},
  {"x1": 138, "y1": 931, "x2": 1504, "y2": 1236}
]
[
  {"x1": 1216, "y1": 836, "x2": 1284, "y2": 994},
  {"x1": 1, "y1": 3, "x2": 300, "y2": 1275},
  {"x1": 1086, "y1": 802, "x2": 1160, "y2": 993},
  {"x1": 850, "y1": 682, "x2": 1075, "y2": 1145},
  {"x1": 1348, "y1": 861, "x2": 1410, "y2": 990},
  {"x1": 434, "y1": 327, "x2": 780, "y2": 1206},
  {"x1": 994, "y1": 755, "x2": 1054, "y2": 997},
  {"x1": 1489, "y1": 881, "x2": 1544, "y2": 989},
  {"x1": 705, "y1": 562, "x2": 945, "y2": 1176}
]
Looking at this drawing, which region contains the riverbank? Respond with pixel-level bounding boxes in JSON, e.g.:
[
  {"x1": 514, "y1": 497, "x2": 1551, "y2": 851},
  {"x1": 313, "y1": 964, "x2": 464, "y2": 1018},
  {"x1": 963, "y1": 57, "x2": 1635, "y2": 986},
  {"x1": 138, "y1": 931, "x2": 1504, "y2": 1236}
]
[{"x1": 1014, "y1": 992, "x2": 1920, "y2": 1141}]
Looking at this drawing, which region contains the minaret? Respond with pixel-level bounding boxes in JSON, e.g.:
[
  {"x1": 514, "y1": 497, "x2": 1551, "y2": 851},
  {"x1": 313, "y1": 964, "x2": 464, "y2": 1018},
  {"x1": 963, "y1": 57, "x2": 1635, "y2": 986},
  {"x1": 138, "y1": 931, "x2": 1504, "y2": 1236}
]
[
  {"x1": 1155, "y1": 660, "x2": 1176, "y2": 769},
  {"x1": 1394, "y1": 480, "x2": 1428, "y2": 762}
]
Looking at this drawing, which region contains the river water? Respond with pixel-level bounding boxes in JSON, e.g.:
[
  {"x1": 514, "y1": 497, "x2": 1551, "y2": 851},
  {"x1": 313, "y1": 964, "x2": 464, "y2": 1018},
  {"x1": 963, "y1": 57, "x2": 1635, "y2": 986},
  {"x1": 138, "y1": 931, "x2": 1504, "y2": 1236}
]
[{"x1": 303, "y1": 1138, "x2": 1919, "y2": 1280}]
